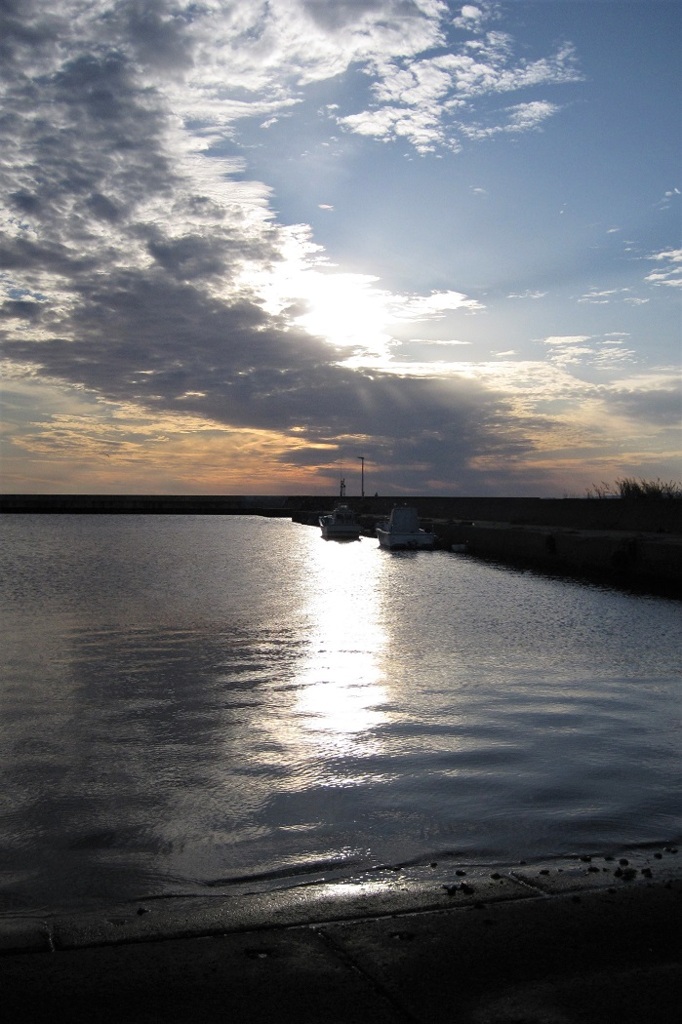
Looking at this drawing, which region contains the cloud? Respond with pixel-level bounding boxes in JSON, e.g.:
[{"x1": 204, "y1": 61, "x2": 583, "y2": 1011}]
[
  {"x1": 544, "y1": 335, "x2": 591, "y2": 346},
  {"x1": 542, "y1": 335, "x2": 636, "y2": 371},
  {"x1": 655, "y1": 187, "x2": 681, "y2": 209},
  {"x1": 461, "y1": 99, "x2": 561, "y2": 140},
  {"x1": 507, "y1": 290, "x2": 546, "y2": 300},
  {"x1": 336, "y1": 103, "x2": 451, "y2": 154},
  {"x1": 607, "y1": 386, "x2": 682, "y2": 428},
  {"x1": 644, "y1": 249, "x2": 682, "y2": 288},
  {"x1": 5, "y1": 263, "x2": 494, "y2": 451},
  {"x1": 578, "y1": 288, "x2": 627, "y2": 305},
  {"x1": 331, "y1": 8, "x2": 581, "y2": 152},
  {"x1": 454, "y1": 5, "x2": 488, "y2": 29},
  {"x1": 0, "y1": 2, "x2": 676, "y2": 497},
  {"x1": 389, "y1": 290, "x2": 484, "y2": 319},
  {"x1": 577, "y1": 286, "x2": 653, "y2": 310}
]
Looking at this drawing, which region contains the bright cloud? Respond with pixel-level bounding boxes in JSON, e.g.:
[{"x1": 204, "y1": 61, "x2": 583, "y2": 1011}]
[
  {"x1": 336, "y1": 24, "x2": 580, "y2": 151},
  {"x1": 645, "y1": 249, "x2": 682, "y2": 288}
]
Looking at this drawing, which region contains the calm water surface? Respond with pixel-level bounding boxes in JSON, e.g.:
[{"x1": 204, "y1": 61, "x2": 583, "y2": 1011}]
[{"x1": 1, "y1": 514, "x2": 680, "y2": 912}]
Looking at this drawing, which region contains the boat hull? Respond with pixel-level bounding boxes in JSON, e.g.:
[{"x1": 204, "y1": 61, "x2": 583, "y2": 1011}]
[
  {"x1": 376, "y1": 528, "x2": 435, "y2": 550},
  {"x1": 321, "y1": 525, "x2": 361, "y2": 540},
  {"x1": 319, "y1": 505, "x2": 361, "y2": 541},
  {"x1": 375, "y1": 505, "x2": 435, "y2": 550}
]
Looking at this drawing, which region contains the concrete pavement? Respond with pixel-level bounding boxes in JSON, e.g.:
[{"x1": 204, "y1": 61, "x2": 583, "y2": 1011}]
[{"x1": 1, "y1": 846, "x2": 680, "y2": 1023}]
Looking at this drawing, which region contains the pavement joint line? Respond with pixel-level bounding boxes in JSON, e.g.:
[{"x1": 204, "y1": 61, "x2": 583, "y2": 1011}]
[
  {"x1": 312, "y1": 922, "x2": 421, "y2": 1024},
  {"x1": 507, "y1": 871, "x2": 555, "y2": 895}
]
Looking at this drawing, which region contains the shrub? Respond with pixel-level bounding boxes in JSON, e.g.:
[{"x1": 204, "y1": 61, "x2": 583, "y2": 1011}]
[{"x1": 587, "y1": 478, "x2": 682, "y2": 500}]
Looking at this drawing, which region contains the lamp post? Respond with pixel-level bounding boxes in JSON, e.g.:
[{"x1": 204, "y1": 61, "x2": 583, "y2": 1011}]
[{"x1": 357, "y1": 456, "x2": 365, "y2": 499}]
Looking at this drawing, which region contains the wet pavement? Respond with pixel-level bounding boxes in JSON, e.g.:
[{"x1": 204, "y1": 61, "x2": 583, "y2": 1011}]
[{"x1": 1, "y1": 846, "x2": 680, "y2": 1022}]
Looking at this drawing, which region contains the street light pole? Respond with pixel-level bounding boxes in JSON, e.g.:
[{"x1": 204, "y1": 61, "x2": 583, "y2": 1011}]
[{"x1": 357, "y1": 456, "x2": 365, "y2": 498}]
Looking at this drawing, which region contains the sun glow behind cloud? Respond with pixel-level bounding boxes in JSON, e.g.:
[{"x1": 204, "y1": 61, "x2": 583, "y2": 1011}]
[{"x1": 254, "y1": 230, "x2": 485, "y2": 366}]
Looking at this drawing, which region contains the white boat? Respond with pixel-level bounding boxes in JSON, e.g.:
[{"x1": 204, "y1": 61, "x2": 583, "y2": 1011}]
[
  {"x1": 375, "y1": 506, "x2": 436, "y2": 550},
  {"x1": 319, "y1": 504, "x2": 361, "y2": 540}
]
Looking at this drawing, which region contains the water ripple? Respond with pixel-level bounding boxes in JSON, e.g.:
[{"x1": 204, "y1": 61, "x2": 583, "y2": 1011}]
[{"x1": 1, "y1": 514, "x2": 680, "y2": 910}]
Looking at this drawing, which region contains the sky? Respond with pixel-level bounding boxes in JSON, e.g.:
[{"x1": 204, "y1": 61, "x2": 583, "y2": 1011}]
[{"x1": 1, "y1": 0, "x2": 680, "y2": 497}]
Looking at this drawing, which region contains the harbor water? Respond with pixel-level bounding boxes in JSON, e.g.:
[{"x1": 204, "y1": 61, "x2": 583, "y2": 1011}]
[{"x1": 1, "y1": 514, "x2": 680, "y2": 913}]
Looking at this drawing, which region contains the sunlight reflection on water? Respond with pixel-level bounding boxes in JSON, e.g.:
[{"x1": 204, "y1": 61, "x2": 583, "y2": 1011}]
[{"x1": 292, "y1": 536, "x2": 390, "y2": 765}]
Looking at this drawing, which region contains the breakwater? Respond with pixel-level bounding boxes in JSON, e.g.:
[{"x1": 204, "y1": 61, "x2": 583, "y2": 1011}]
[
  {"x1": 2, "y1": 493, "x2": 680, "y2": 595},
  {"x1": 433, "y1": 520, "x2": 681, "y2": 596},
  {"x1": 2, "y1": 492, "x2": 681, "y2": 531}
]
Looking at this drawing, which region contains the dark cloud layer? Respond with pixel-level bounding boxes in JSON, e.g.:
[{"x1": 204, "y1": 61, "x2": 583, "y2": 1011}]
[
  {"x1": 609, "y1": 389, "x2": 682, "y2": 428},
  {"x1": 0, "y1": 0, "x2": 544, "y2": 492},
  {"x1": 6, "y1": 262, "x2": 530, "y2": 481}
]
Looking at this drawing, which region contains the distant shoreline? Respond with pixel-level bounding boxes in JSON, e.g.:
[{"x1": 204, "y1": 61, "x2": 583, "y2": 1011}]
[{"x1": 1, "y1": 492, "x2": 680, "y2": 534}]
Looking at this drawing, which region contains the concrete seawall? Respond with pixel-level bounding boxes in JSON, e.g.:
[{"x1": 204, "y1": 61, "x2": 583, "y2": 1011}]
[
  {"x1": 432, "y1": 520, "x2": 682, "y2": 595},
  {"x1": 2, "y1": 493, "x2": 681, "y2": 532}
]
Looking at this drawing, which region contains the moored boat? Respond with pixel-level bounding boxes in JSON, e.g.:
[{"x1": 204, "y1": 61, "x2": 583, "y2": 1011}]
[
  {"x1": 319, "y1": 504, "x2": 361, "y2": 540},
  {"x1": 375, "y1": 506, "x2": 436, "y2": 550}
]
